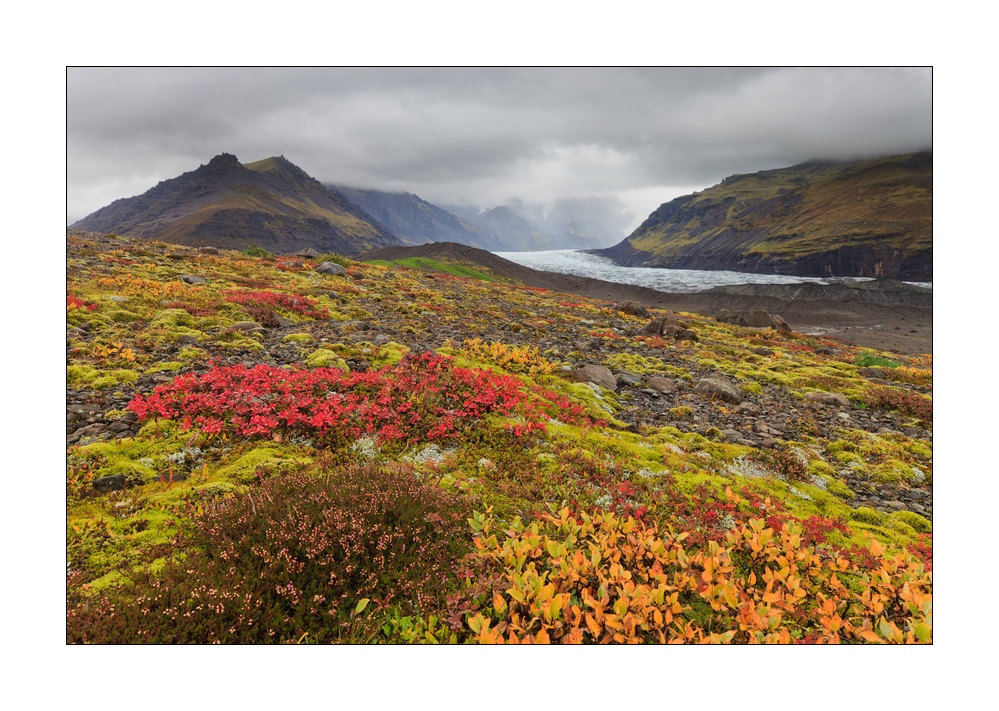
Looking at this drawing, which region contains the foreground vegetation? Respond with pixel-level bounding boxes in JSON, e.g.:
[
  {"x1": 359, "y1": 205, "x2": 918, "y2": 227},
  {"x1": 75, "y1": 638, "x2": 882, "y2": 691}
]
[{"x1": 66, "y1": 231, "x2": 931, "y2": 643}]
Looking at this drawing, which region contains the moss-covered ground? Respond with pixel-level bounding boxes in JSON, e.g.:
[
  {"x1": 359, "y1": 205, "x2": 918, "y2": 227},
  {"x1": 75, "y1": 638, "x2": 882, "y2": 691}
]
[{"x1": 66, "y1": 231, "x2": 932, "y2": 644}]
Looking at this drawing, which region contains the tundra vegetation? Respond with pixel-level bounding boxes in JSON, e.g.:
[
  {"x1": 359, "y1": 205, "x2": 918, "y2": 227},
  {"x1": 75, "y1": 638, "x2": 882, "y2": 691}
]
[{"x1": 66, "y1": 231, "x2": 931, "y2": 644}]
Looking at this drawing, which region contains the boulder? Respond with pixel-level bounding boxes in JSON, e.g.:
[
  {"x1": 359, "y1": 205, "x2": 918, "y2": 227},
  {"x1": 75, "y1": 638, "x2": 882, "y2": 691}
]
[
  {"x1": 198, "y1": 246, "x2": 220, "y2": 255},
  {"x1": 615, "y1": 371, "x2": 643, "y2": 387},
  {"x1": 805, "y1": 392, "x2": 851, "y2": 408},
  {"x1": 614, "y1": 301, "x2": 649, "y2": 318},
  {"x1": 645, "y1": 376, "x2": 678, "y2": 393},
  {"x1": 574, "y1": 364, "x2": 617, "y2": 391},
  {"x1": 295, "y1": 247, "x2": 320, "y2": 258},
  {"x1": 770, "y1": 315, "x2": 792, "y2": 333},
  {"x1": 693, "y1": 377, "x2": 744, "y2": 404},
  {"x1": 230, "y1": 321, "x2": 266, "y2": 334},
  {"x1": 675, "y1": 328, "x2": 699, "y2": 342},
  {"x1": 717, "y1": 309, "x2": 774, "y2": 328},
  {"x1": 316, "y1": 262, "x2": 346, "y2": 276},
  {"x1": 181, "y1": 275, "x2": 207, "y2": 285}
]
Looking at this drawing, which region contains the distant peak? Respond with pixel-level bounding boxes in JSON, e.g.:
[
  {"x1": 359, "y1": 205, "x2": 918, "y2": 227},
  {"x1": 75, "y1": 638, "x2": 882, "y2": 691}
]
[{"x1": 207, "y1": 153, "x2": 240, "y2": 166}]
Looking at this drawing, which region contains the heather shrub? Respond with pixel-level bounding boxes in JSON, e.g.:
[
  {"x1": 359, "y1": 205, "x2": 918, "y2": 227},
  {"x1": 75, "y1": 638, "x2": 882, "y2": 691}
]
[
  {"x1": 67, "y1": 460, "x2": 471, "y2": 643},
  {"x1": 862, "y1": 385, "x2": 932, "y2": 422},
  {"x1": 746, "y1": 446, "x2": 809, "y2": 482}
]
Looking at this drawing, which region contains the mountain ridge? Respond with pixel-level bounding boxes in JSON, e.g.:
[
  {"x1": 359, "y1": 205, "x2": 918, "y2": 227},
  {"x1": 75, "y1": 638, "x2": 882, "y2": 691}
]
[
  {"x1": 70, "y1": 154, "x2": 402, "y2": 255},
  {"x1": 594, "y1": 152, "x2": 932, "y2": 279}
]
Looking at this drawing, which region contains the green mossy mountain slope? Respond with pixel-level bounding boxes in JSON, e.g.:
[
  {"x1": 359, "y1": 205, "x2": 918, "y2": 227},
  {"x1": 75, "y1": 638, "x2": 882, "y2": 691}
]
[{"x1": 597, "y1": 152, "x2": 932, "y2": 279}]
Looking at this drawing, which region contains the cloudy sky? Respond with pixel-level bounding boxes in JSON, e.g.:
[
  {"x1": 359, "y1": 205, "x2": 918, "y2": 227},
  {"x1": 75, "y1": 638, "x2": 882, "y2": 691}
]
[{"x1": 67, "y1": 67, "x2": 931, "y2": 230}]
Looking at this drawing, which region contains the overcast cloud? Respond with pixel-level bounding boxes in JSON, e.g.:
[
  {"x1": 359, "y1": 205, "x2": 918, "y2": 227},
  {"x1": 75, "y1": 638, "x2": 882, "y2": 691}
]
[{"x1": 67, "y1": 67, "x2": 931, "y2": 230}]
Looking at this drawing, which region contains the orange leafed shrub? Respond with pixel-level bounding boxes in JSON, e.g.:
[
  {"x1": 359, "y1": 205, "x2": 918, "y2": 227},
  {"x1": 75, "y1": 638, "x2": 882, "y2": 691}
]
[{"x1": 463, "y1": 503, "x2": 931, "y2": 644}]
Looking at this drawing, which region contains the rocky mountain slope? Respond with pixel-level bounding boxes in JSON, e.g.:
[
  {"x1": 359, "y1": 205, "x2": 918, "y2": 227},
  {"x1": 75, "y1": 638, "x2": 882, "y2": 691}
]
[
  {"x1": 595, "y1": 152, "x2": 932, "y2": 279},
  {"x1": 70, "y1": 154, "x2": 402, "y2": 255}
]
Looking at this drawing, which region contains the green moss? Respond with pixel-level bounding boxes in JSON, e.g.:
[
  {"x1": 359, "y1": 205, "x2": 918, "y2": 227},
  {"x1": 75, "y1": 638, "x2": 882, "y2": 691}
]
[
  {"x1": 177, "y1": 346, "x2": 208, "y2": 361},
  {"x1": 70, "y1": 365, "x2": 139, "y2": 389},
  {"x1": 150, "y1": 308, "x2": 196, "y2": 329},
  {"x1": 850, "y1": 506, "x2": 885, "y2": 525},
  {"x1": 889, "y1": 510, "x2": 931, "y2": 534},
  {"x1": 283, "y1": 333, "x2": 314, "y2": 344},
  {"x1": 740, "y1": 381, "x2": 763, "y2": 396},
  {"x1": 107, "y1": 309, "x2": 143, "y2": 323},
  {"x1": 304, "y1": 348, "x2": 349, "y2": 370},
  {"x1": 214, "y1": 446, "x2": 313, "y2": 484}
]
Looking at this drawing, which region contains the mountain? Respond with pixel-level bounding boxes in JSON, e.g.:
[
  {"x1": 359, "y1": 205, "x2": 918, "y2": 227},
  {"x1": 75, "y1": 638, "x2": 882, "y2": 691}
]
[
  {"x1": 332, "y1": 186, "x2": 490, "y2": 248},
  {"x1": 466, "y1": 206, "x2": 553, "y2": 251},
  {"x1": 70, "y1": 154, "x2": 402, "y2": 255},
  {"x1": 595, "y1": 152, "x2": 932, "y2": 279},
  {"x1": 503, "y1": 196, "x2": 633, "y2": 250}
]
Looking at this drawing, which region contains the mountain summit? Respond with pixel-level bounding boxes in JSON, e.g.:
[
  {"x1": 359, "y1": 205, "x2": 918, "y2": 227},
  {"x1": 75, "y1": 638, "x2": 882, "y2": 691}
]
[
  {"x1": 70, "y1": 154, "x2": 402, "y2": 255},
  {"x1": 595, "y1": 152, "x2": 932, "y2": 280}
]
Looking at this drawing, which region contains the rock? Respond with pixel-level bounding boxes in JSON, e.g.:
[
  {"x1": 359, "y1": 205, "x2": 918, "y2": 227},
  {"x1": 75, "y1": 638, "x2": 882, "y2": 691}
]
[
  {"x1": 693, "y1": 377, "x2": 744, "y2": 404},
  {"x1": 295, "y1": 247, "x2": 320, "y2": 258},
  {"x1": 762, "y1": 437, "x2": 781, "y2": 448},
  {"x1": 230, "y1": 321, "x2": 266, "y2": 333},
  {"x1": 574, "y1": 364, "x2": 617, "y2": 391},
  {"x1": 769, "y1": 315, "x2": 792, "y2": 333},
  {"x1": 752, "y1": 347, "x2": 774, "y2": 357},
  {"x1": 615, "y1": 371, "x2": 643, "y2": 387},
  {"x1": 645, "y1": 376, "x2": 678, "y2": 393},
  {"x1": 93, "y1": 474, "x2": 126, "y2": 493},
  {"x1": 675, "y1": 328, "x2": 698, "y2": 342},
  {"x1": 641, "y1": 316, "x2": 671, "y2": 336},
  {"x1": 859, "y1": 367, "x2": 884, "y2": 378},
  {"x1": 73, "y1": 422, "x2": 107, "y2": 438},
  {"x1": 67, "y1": 327, "x2": 88, "y2": 339},
  {"x1": 717, "y1": 309, "x2": 774, "y2": 328},
  {"x1": 614, "y1": 301, "x2": 649, "y2": 318},
  {"x1": 316, "y1": 262, "x2": 346, "y2": 276},
  {"x1": 181, "y1": 275, "x2": 207, "y2": 285},
  {"x1": 177, "y1": 334, "x2": 200, "y2": 344},
  {"x1": 805, "y1": 392, "x2": 851, "y2": 408},
  {"x1": 735, "y1": 401, "x2": 760, "y2": 415},
  {"x1": 273, "y1": 314, "x2": 297, "y2": 327},
  {"x1": 198, "y1": 246, "x2": 220, "y2": 255}
]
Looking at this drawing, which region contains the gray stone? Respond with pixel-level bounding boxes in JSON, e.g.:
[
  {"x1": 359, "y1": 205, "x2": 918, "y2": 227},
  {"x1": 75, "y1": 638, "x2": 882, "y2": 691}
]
[
  {"x1": 693, "y1": 377, "x2": 744, "y2": 404},
  {"x1": 294, "y1": 247, "x2": 321, "y2": 258},
  {"x1": 675, "y1": 329, "x2": 699, "y2": 342},
  {"x1": 770, "y1": 315, "x2": 792, "y2": 333},
  {"x1": 717, "y1": 309, "x2": 774, "y2": 328},
  {"x1": 230, "y1": 321, "x2": 266, "y2": 333},
  {"x1": 273, "y1": 314, "x2": 297, "y2": 328},
  {"x1": 805, "y1": 392, "x2": 851, "y2": 408},
  {"x1": 575, "y1": 364, "x2": 617, "y2": 391},
  {"x1": 316, "y1": 262, "x2": 346, "y2": 276},
  {"x1": 645, "y1": 376, "x2": 678, "y2": 393},
  {"x1": 615, "y1": 371, "x2": 643, "y2": 387},
  {"x1": 198, "y1": 246, "x2": 220, "y2": 255},
  {"x1": 177, "y1": 334, "x2": 200, "y2": 344},
  {"x1": 614, "y1": 301, "x2": 649, "y2": 318},
  {"x1": 181, "y1": 275, "x2": 207, "y2": 285}
]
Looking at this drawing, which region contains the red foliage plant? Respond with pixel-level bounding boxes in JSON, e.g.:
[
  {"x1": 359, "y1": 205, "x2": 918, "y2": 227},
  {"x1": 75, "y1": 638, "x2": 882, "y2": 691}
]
[
  {"x1": 67, "y1": 295, "x2": 98, "y2": 311},
  {"x1": 127, "y1": 352, "x2": 591, "y2": 447},
  {"x1": 223, "y1": 289, "x2": 330, "y2": 320}
]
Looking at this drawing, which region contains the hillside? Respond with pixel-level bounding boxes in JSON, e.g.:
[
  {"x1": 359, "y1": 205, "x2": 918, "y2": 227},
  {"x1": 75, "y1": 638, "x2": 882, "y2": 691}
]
[
  {"x1": 67, "y1": 230, "x2": 931, "y2": 644},
  {"x1": 334, "y1": 186, "x2": 491, "y2": 248},
  {"x1": 596, "y1": 153, "x2": 932, "y2": 279},
  {"x1": 70, "y1": 154, "x2": 402, "y2": 255}
]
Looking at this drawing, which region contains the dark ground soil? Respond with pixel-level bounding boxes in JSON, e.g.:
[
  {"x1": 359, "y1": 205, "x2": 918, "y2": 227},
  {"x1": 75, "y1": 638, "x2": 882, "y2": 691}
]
[{"x1": 362, "y1": 242, "x2": 933, "y2": 355}]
